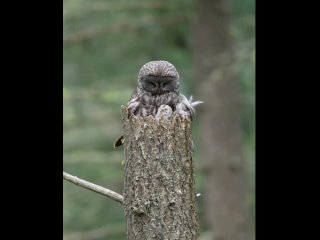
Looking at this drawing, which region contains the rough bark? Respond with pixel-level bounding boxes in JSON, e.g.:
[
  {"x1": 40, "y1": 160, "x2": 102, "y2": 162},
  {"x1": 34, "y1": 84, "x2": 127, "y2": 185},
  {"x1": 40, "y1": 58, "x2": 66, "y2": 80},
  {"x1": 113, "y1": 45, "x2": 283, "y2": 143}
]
[
  {"x1": 193, "y1": 0, "x2": 250, "y2": 240},
  {"x1": 122, "y1": 107, "x2": 199, "y2": 240}
]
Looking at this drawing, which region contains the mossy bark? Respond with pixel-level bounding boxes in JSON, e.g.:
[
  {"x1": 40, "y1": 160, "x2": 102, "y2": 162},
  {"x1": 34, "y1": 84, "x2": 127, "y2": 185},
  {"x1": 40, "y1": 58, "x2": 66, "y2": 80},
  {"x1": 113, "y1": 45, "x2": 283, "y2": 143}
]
[{"x1": 122, "y1": 108, "x2": 199, "y2": 240}]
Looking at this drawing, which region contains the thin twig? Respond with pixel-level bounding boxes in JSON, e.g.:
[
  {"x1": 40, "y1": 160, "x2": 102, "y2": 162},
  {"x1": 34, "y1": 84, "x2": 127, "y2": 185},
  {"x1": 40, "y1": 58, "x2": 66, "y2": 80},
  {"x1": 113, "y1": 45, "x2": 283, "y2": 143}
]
[{"x1": 63, "y1": 171, "x2": 123, "y2": 205}]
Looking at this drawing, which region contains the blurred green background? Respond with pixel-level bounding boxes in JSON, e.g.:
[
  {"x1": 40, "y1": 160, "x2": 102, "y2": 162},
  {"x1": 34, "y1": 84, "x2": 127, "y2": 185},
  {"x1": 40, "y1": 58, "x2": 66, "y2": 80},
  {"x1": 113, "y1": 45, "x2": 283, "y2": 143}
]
[{"x1": 63, "y1": 0, "x2": 255, "y2": 239}]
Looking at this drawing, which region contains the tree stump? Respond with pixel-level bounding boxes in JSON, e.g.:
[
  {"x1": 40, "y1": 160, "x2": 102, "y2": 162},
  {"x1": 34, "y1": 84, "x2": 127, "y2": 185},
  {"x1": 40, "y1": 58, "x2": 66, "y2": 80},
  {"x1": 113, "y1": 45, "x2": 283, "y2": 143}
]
[{"x1": 122, "y1": 107, "x2": 199, "y2": 240}]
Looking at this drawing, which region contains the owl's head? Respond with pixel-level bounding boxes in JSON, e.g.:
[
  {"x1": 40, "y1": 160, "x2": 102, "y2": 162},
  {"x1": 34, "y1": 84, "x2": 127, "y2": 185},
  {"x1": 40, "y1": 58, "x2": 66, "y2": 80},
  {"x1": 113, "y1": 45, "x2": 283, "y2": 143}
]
[{"x1": 138, "y1": 60, "x2": 180, "y2": 95}]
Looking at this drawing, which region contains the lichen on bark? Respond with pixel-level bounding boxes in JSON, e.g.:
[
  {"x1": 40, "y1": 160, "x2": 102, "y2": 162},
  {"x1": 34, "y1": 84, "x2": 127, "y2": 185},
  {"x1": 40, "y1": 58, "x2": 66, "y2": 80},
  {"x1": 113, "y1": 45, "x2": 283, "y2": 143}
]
[{"x1": 122, "y1": 107, "x2": 199, "y2": 240}]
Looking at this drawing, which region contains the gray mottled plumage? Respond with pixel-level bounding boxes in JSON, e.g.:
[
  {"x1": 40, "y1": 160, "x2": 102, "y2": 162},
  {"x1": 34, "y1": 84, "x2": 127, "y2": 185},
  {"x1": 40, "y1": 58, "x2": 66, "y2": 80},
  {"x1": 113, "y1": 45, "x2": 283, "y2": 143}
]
[
  {"x1": 127, "y1": 60, "x2": 202, "y2": 120},
  {"x1": 156, "y1": 104, "x2": 173, "y2": 121}
]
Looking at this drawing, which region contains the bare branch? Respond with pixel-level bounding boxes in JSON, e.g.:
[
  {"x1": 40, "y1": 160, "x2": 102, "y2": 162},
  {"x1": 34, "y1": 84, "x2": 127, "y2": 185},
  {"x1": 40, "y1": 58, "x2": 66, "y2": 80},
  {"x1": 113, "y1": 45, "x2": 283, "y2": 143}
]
[{"x1": 63, "y1": 171, "x2": 123, "y2": 205}]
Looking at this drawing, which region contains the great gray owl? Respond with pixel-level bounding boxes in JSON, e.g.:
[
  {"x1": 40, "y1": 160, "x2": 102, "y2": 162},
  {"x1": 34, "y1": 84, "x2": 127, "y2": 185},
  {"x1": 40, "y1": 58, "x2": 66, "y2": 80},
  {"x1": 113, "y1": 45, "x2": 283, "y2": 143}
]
[
  {"x1": 114, "y1": 60, "x2": 202, "y2": 147},
  {"x1": 127, "y1": 60, "x2": 202, "y2": 119}
]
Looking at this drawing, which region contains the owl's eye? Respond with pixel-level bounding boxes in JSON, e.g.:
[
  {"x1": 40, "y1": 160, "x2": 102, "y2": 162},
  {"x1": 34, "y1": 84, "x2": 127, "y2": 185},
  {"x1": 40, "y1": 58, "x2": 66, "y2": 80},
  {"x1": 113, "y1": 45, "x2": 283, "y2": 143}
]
[
  {"x1": 162, "y1": 81, "x2": 171, "y2": 88},
  {"x1": 144, "y1": 80, "x2": 157, "y2": 89}
]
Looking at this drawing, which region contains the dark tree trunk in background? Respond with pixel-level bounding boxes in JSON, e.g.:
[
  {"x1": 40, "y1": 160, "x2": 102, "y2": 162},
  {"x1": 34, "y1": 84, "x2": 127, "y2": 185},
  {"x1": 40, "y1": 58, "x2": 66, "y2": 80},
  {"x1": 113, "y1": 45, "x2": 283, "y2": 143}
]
[
  {"x1": 122, "y1": 108, "x2": 199, "y2": 240},
  {"x1": 193, "y1": 0, "x2": 249, "y2": 240}
]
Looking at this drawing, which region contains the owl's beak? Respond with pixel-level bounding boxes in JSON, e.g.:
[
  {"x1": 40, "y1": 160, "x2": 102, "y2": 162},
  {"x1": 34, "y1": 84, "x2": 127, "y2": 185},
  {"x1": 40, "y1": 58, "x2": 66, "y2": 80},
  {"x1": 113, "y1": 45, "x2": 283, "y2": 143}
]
[{"x1": 155, "y1": 88, "x2": 164, "y2": 95}]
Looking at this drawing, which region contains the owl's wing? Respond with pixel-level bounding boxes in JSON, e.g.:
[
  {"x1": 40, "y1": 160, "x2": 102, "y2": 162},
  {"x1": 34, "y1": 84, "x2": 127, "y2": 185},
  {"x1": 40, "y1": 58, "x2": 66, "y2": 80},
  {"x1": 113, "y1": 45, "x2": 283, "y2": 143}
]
[
  {"x1": 129, "y1": 87, "x2": 139, "y2": 101},
  {"x1": 126, "y1": 88, "x2": 142, "y2": 117},
  {"x1": 175, "y1": 94, "x2": 203, "y2": 120}
]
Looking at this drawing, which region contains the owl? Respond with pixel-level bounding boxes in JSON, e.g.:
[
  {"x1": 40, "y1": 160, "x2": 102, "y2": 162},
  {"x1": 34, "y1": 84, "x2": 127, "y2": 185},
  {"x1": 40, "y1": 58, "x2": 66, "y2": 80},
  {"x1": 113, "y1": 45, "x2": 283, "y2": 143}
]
[
  {"x1": 114, "y1": 60, "x2": 202, "y2": 148},
  {"x1": 127, "y1": 60, "x2": 202, "y2": 120},
  {"x1": 156, "y1": 104, "x2": 173, "y2": 121}
]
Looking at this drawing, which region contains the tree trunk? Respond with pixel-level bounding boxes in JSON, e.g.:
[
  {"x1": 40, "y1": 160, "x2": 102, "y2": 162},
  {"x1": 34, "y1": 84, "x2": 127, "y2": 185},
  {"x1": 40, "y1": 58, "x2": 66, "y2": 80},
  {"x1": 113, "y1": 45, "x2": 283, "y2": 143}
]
[
  {"x1": 122, "y1": 108, "x2": 199, "y2": 240},
  {"x1": 193, "y1": 0, "x2": 250, "y2": 240}
]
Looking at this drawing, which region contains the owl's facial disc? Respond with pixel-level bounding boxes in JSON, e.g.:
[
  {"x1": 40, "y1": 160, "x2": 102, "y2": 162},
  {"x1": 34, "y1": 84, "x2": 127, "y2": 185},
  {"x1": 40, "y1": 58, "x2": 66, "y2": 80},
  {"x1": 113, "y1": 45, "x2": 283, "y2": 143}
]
[{"x1": 142, "y1": 75, "x2": 177, "y2": 95}]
